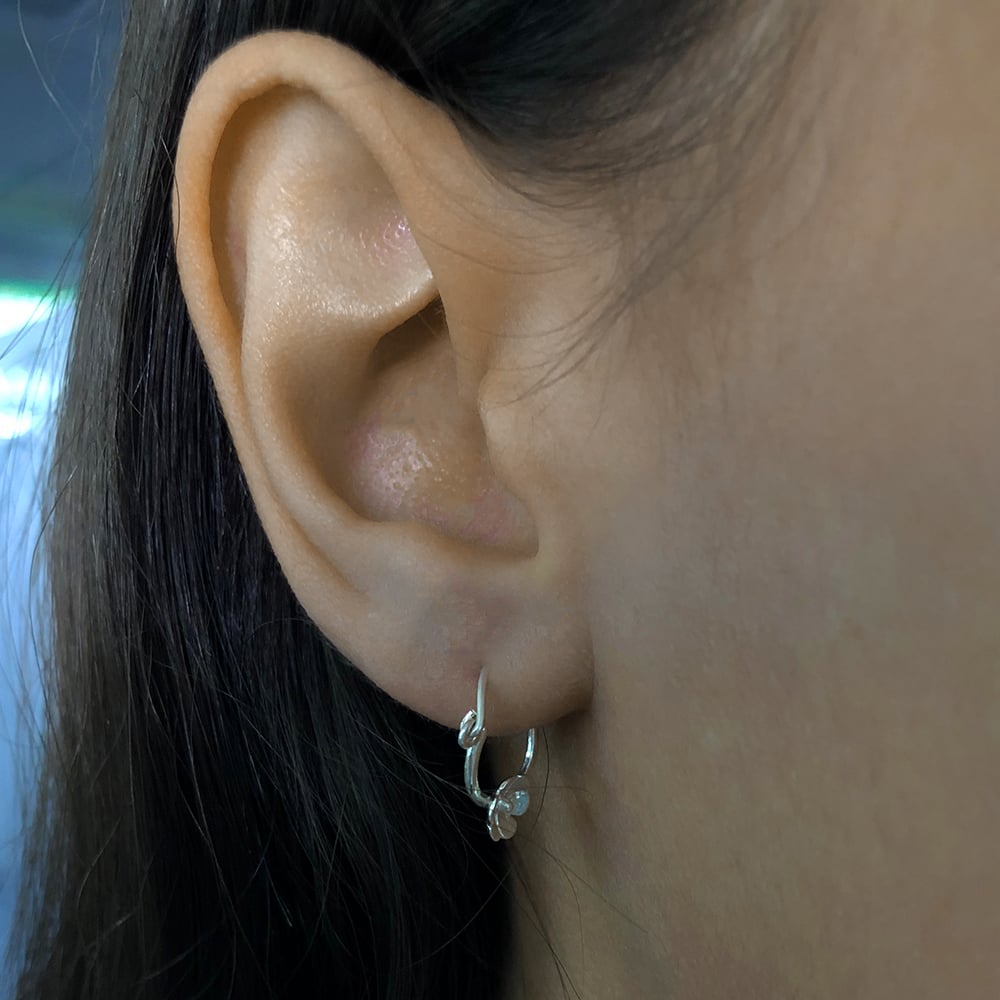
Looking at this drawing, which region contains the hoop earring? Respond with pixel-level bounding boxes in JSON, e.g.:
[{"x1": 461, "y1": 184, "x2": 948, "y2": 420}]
[{"x1": 458, "y1": 667, "x2": 536, "y2": 842}]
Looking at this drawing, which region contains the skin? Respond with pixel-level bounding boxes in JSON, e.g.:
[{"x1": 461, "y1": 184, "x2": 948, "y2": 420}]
[{"x1": 173, "y1": 3, "x2": 1000, "y2": 997}]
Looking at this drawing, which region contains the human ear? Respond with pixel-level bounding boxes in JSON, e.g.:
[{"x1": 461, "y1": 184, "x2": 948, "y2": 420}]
[{"x1": 172, "y1": 31, "x2": 595, "y2": 733}]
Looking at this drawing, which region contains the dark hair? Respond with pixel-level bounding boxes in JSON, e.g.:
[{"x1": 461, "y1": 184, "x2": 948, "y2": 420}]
[{"x1": 10, "y1": 0, "x2": 797, "y2": 996}]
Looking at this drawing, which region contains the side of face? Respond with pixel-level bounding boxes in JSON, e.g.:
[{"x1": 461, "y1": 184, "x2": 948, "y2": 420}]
[
  {"x1": 172, "y1": 3, "x2": 1000, "y2": 992},
  {"x1": 571, "y1": 3, "x2": 1000, "y2": 992}
]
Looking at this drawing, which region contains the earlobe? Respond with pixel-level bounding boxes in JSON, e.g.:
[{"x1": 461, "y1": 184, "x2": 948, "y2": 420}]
[{"x1": 172, "y1": 31, "x2": 594, "y2": 734}]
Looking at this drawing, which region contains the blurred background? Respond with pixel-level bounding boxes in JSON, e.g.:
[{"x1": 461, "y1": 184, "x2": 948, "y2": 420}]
[{"x1": 0, "y1": 0, "x2": 122, "y2": 980}]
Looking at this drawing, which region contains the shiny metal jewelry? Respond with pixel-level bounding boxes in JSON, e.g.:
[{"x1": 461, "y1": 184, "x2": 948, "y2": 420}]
[{"x1": 458, "y1": 667, "x2": 536, "y2": 842}]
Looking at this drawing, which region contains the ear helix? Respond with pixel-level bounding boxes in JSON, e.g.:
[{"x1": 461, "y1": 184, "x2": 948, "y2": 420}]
[{"x1": 458, "y1": 667, "x2": 537, "y2": 842}]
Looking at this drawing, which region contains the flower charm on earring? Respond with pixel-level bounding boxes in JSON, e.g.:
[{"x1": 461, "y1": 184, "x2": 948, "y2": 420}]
[{"x1": 458, "y1": 667, "x2": 537, "y2": 841}]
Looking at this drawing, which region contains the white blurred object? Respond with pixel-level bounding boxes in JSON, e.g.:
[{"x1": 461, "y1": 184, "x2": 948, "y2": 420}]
[
  {"x1": 0, "y1": 289, "x2": 70, "y2": 438},
  {"x1": 0, "y1": 292, "x2": 59, "y2": 337},
  {"x1": 0, "y1": 287, "x2": 70, "y2": 983}
]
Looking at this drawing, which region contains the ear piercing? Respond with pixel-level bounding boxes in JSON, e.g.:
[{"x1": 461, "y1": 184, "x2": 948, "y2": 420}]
[{"x1": 458, "y1": 667, "x2": 536, "y2": 841}]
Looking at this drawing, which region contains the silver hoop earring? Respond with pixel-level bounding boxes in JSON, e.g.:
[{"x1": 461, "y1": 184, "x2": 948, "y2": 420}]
[{"x1": 458, "y1": 667, "x2": 536, "y2": 842}]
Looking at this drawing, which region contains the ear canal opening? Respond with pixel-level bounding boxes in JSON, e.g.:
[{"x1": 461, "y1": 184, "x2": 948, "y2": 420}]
[
  {"x1": 366, "y1": 298, "x2": 446, "y2": 380},
  {"x1": 284, "y1": 295, "x2": 539, "y2": 558}
]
